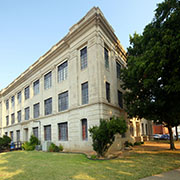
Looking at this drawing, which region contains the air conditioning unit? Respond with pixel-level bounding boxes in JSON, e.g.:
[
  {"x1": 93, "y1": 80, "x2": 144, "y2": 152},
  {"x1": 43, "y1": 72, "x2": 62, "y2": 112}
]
[{"x1": 42, "y1": 141, "x2": 51, "y2": 151}]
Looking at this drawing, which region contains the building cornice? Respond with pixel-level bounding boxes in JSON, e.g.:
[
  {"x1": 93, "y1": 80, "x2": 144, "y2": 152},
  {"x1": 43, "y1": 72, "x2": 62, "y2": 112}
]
[{"x1": 1, "y1": 7, "x2": 126, "y2": 96}]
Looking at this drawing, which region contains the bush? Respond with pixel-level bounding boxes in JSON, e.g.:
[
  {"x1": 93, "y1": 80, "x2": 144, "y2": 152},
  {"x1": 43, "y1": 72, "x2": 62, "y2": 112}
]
[
  {"x1": 90, "y1": 155, "x2": 97, "y2": 160},
  {"x1": 22, "y1": 142, "x2": 35, "y2": 151},
  {"x1": 29, "y1": 135, "x2": 40, "y2": 146},
  {"x1": 59, "y1": 144, "x2": 63, "y2": 152},
  {"x1": 134, "y1": 142, "x2": 142, "y2": 146},
  {"x1": 48, "y1": 143, "x2": 59, "y2": 152},
  {"x1": 124, "y1": 141, "x2": 133, "y2": 147},
  {"x1": 89, "y1": 116, "x2": 127, "y2": 157},
  {"x1": 0, "y1": 135, "x2": 11, "y2": 151}
]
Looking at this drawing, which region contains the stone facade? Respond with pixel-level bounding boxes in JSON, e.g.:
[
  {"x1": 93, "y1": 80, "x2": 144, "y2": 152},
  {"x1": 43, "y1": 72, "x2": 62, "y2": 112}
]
[{"x1": 0, "y1": 7, "x2": 152, "y2": 151}]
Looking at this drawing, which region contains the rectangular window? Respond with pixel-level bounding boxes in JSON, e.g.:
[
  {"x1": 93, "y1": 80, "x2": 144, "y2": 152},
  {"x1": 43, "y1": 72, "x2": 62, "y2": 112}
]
[
  {"x1": 106, "y1": 82, "x2": 110, "y2": 103},
  {"x1": 33, "y1": 103, "x2": 40, "y2": 118},
  {"x1": 10, "y1": 131, "x2": 14, "y2": 141},
  {"x1": 58, "y1": 61, "x2": 68, "y2": 82},
  {"x1": 58, "y1": 91, "x2": 68, "y2": 111},
  {"x1": 81, "y1": 82, "x2": 88, "y2": 105},
  {"x1": 104, "y1": 47, "x2": 109, "y2": 69},
  {"x1": 11, "y1": 96, "x2": 15, "y2": 107},
  {"x1": 81, "y1": 119, "x2": 88, "y2": 141},
  {"x1": 11, "y1": 113, "x2": 15, "y2": 124},
  {"x1": 6, "y1": 115, "x2": 9, "y2": 126},
  {"x1": 44, "y1": 98, "x2": 52, "y2": 115},
  {"x1": 58, "y1": 122, "x2": 68, "y2": 141},
  {"x1": 80, "y1": 47, "x2": 87, "y2": 70},
  {"x1": 6, "y1": 100, "x2": 9, "y2": 110},
  {"x1": 33, "y1": 80, "x2": 40, "y2": 95},
  {"x1": 146, "y1": 124, "x2": 148, "y2": 135},
  {"x1": 25, "y1": 107, "x2": 30, "y2": 120},
  {"x1": 33, "y1": 127, "x2": 38, "y2": 139},
  {"x1": 44, "y1": 125, "x2": 51, "y2": 141},
  {"x1": 17, "y1": 92, "x2": 21, "y2": 104},
  {"x1": 17, "y1": 110, "x2": 21, "y2": 122},
  {"x1": 44, "y1": 72, "x2": 52, "y2": 90},
  {"x1": 16, "y1": 130, "x2": 20, "y2": 142},
  {"x1": 116, "y1": 62, "x2": 121, "y2": 79},
  {"x1": 118, "y1": 90, "x2": 123, "y2": 108},
  {"x1": 24, "y1": 86, "x2": 30, "y2": 100},
  {"x1": 141, "y1": 123, "x2": 144, "y2": 135}
]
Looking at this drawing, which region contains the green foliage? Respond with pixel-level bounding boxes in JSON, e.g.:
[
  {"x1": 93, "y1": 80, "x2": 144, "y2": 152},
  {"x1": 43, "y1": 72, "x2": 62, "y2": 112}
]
[
  {"x1": 121, "y1": 0, "x2": 180, "y2": 150},
  {"x1": 22, "y1": 135, "x2": 40, "y2": 151},
  {"x1": 0, "y1": 135, "x2": 11, "y2": 151},
  {"x1": 124, "y1": 141, "x2": 133, "y2": 147},
  {"x1": 48, "y1": 143, "x2": 60, "y2": 152},
  {"x1": 29, "y1": 135, "x2": 40, "y2": 146},
  {"x1": 59, "y1": 144, "x2": 63, "y2": 152},
  {"x1": 90, "y1": 155, "x2": 97, "y2": 160},
  {"x1": 89, "y1": 116, "x2": 127, "y2": 157},
  {"x1": 134, "y1": 142, "x2": 142, "y2": 146},
  {"x1": 22, "y1": 142, "x2": 35, "y2": 151}
]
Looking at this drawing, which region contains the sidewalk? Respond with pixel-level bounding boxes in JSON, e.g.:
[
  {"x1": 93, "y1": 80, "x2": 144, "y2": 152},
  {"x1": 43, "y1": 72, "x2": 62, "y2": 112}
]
[{"x1": 140, "y1": 168, "x2": 180, "y2": 180}]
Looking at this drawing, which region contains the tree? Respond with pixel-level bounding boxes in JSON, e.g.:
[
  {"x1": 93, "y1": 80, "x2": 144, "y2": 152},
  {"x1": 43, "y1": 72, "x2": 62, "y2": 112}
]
[
  {"x1": 89, "y1": 116, "x2": 127, "y2": 157},
  {"x1": 121, "y1": 0, "x2": 180, "y2": 150}
]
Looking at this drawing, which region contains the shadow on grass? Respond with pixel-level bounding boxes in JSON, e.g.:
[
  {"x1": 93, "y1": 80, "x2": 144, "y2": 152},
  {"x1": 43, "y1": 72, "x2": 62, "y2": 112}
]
[{"x1": 0, "y1": 150, "x2": 180, "y2": 180}]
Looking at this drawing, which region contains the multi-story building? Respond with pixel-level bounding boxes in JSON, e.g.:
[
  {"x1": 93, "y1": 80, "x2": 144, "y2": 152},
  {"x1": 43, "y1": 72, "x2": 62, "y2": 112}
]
[{"x1": 0, "y1": 7, "x2": 152, "y2": 151}]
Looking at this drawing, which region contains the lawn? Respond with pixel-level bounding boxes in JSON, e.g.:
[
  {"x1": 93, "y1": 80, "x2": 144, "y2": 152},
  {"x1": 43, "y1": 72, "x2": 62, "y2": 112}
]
[{"x1": 0, "y1": 143, "x2": 180, "y2": 180}]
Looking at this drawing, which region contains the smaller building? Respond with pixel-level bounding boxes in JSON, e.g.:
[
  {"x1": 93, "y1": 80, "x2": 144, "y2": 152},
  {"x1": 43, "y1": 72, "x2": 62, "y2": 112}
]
[{"x1": 153, "y1": 124, "x2": 169, "y2": 135}]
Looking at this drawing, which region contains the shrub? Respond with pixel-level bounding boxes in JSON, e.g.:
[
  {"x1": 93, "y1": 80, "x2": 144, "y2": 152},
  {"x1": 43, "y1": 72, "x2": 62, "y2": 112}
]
[
  {"x1": 48, "y1": 143, "x2": 59, "y2": 152},
  {"x1": 90, "y1": 155, "x2": 97, "y2": 160},
  {"x1": 134, "y1": 142, "x2": 142, "y2": 146},
  {"x1": 22, "y1": 142, "x2": 35, "y2": 151},
  {"x1": 0, "y1": 135, "x2": 11, "y2": 151},
  {"x1": 59, "y1": 144, "x2": 63, "y2": 152},
  {"x1": 89, "y1": 116, "x2": 127, "y2": 157},
  {"x1": 124, "y1": 141, "x2": 133, "y2": 147},
  {"x1": 29, "y1": 135, "x2": 40, "y2": 146}
]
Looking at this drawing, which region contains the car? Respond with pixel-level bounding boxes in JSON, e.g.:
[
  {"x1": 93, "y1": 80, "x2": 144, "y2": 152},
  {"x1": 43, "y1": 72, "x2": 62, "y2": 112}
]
[
  {"x1": 153, "y1": 134, "x2": 161, "y2": 140},
  {"x1": 160, "y1": 134, "x2": 169, "y2": 140}
]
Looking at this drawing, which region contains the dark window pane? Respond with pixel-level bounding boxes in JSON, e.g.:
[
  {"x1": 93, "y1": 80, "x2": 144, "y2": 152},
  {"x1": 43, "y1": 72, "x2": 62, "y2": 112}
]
[
  {"x1": 116, "y1": 62, "x2": 121, "y2": 79},
  {"x1": 80, "y1": 47, "x2": 87, "y2": 69},
  {"x1": 34, "y1": 103, "x2": 40, "y2": 118},
  {"x1": 118, "y1": 90, "x2": 123, "y2": 108},
  {"x1": 58, "y1": 91, "x2": 68, "y2": 111},
  {"x1": 104, "y1": 48, "x2": 109, "y2": 69},
  {"x1": 44, "y1": 98, "x2": 52, "y2": 115},
  {"x1": 81, "y1": 119, "x2": 88, "y2": 140},
  {"x1": 58, "y1": 122, "x2": 68, "y2": 141},
  {"x1": 58, "y1": 61, "x2": 68, "y2": 82},
  {"x1": 44, "y1": 125, "x2": 51, "y2": 141},
  {"x1": 106, "y1": 82, "x2": 110, "y2": 102},
  {"x1": 44, "y1": 72, "x2": 52, "y2": 89},
  {"x1": 24, "y1": 86, "x2": 30, "y2": 100},
  {"x1": 82, "y1": 82, "x2": 88, "y2": 105}
]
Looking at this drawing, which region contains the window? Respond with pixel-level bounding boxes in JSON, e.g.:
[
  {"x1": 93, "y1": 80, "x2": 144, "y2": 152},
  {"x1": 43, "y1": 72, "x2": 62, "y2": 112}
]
[
  {"x1": 16, "y1": 130, "x2": 20, "y2": 142},
  {"x1": 44, "y1": 98, "x2": 52, "y2": 115},
  {"x1": 17, "y1": 92, "x2": 21, "y2": 104},
  {"x1": 58, "y1": 61, "x2": 68, "y2": 82},
  {"x1": 58, "y1": 122, "x2": 68, "y2": 141},
  {"x1": 33, "y1": 103, "x2": 40, "y2": 118},
  {"x1": 6, "y1": 116, "x2": 9, "y2": 126},
  {"x1": 44, "y1": 125, "x2": 51, "y2": 141},
  {"x1": 116, "y1": 62, "x2": 121, "y2": 79},
  {"x1": 10, "y1": 131, "x2": 14, "y2": 141},
  {"x1": 44, "y1": 72, "x2": 52, "y2": 90},
  {"x1": 80, "y1": 47, "x2": 87, "y2": 70},
  {"x1": 11, "y1": 113, "x2": 15, "y2": 124},
  {"x1": 118, "y1": 90, "x2": 123, "y2": 108},
  {"x1": 5, "y1": 132, "x2": 8, "y2": 136},
  {"x1": 145, "y1": 124, "x2": 148, "y2": 135},
  {"x1": 104, "y1": 47, "x2": 109, "y2": 69},
  {"x1": 25, "y1": 107, "x2": 30, "y2": 120},
  {"x1": 141, "y1": 123, "x2": 144, "y2": 135},
  {"x1": 11, "y1": 96, "x2": 15, "y2": 107},
  {"x1": 58, "y1": 91, "x2": 68, "y2": 111},
  {"x1": 6, "y1": 100, "x2": 9, "y2": 110},
  {"x1": 106, "y1": 82, "x2": 110, "y2": 102},
  {"x1": 33, "y1": 80, "x2": 39, "y2": 95},
  {"x1": 130, "y1": 121, "x2": 134, "y2": 136},
  {"x1": 17, "y1": 110, "x2": 21, "y2": 122},
  {"x1": 24, "y1": 86, "x2": 30, "y2": 100},
  {"x1": 81, "y1": 82, "x2": 88, "y2": 105},
  {"x1": 33, "y1": 127, "x2": 38, "y2": 139},
  {"x1": 81, "y1": 119, "x2": 88, "y2": 140}
]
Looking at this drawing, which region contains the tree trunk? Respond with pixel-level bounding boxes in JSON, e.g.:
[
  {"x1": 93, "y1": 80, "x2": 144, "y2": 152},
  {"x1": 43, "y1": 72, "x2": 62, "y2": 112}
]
[
  {"x1": 175, "y1": 126, "x2": 178, "y2": 141},
  {"x1": 168, "y1": 125, "x2": 176, "y2": 150}
]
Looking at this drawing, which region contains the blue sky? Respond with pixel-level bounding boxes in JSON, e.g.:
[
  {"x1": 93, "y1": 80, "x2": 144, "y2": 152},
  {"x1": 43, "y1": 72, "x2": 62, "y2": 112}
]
[{"x1": 0, "y1": 0, "x2": 163, "y2": 90}]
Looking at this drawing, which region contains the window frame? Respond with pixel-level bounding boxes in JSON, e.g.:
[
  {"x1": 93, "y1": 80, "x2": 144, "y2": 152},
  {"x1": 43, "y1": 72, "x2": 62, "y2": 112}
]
[
  {"x1": 80, "y1": 46, "x2": 88, "y2": 70},
  {"x1": 17, "y1": 91, "x2": 21, "y2": 104},
  {"x1": 81, "y1": 119, "x2": 88, "y2": 141},
  {"x1": 44, "y1": 97, "x2": 52, "y2": 115},
  {"x1": 33, "y1": 103, "x2": 40, "y2": 119},
  {"x1": 58, "y1": 91, "x2": 68, "y2": 112},
  {"x1": 44, "y1": 125, "x2": 51, "y2": 141},
  {"x1": 17, "y1": 110, "x2": 21, "y2": 122},
  {"x1": 118, "y1": 90, "x2": 123, "y2": 108},
  {"x1": 81, "y1": 82, "x2": 89, "y2": 105},
  {"x1": 24, "y1": 86, "x2": 30, "y2": 100},
  {"x1": 104, "y1": 47, "x2": 109, "y2": 69},
  {"x1": 11, "y1": 113, "x2": 15, "y2": 124},
  {"x1": 58, "y1": 61, "x2": 68, "y2": 83},
  {"x1": 25, "y1": 107, "x2": 30, "y2": 120},
  {"x1": 106, "y1": 82, "x2": 110, "y2": 103},
  {"x1": 44, "y1": 71, "x2": 52, "y2": 90},
  {"x1": 116, "y1": 61, "x2": 121, "y2": 79},
  {"x1": 33, "y1": 79, "x2": 40, "y2": 96},
  {"x1": 58, "y1": 122, "x2": 68, "y2": 141}
]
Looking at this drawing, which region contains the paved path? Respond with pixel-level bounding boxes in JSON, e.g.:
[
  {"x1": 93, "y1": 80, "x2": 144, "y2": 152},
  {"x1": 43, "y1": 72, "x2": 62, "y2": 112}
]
[{"x1": 140, "y1": 168, "x2": 180, "y2": 180}]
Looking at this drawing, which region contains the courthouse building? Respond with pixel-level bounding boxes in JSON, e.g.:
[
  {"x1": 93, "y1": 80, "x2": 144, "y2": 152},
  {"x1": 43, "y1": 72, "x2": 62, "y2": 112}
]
[{"x1": 0, "y1": 7, "x2": 152, "y2": 151}]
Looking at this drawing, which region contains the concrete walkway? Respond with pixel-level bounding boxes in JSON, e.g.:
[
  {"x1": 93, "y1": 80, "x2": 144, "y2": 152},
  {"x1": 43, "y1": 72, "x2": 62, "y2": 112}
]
[{"x1": 140, "y1": 168, "x2": 180, "y2": 180}]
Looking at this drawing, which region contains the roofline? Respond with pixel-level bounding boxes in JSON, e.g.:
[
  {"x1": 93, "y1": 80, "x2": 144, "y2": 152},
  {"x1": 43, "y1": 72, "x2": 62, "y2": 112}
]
[{"x1": 1, "y1": 6, "x2": 126, "y2": 96}]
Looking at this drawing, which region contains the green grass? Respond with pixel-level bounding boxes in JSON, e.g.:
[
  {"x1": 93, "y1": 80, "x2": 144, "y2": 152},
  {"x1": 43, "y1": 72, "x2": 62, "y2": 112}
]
[{"x1": 0, "y1": 150, "x2": 180, "y2": 180}]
